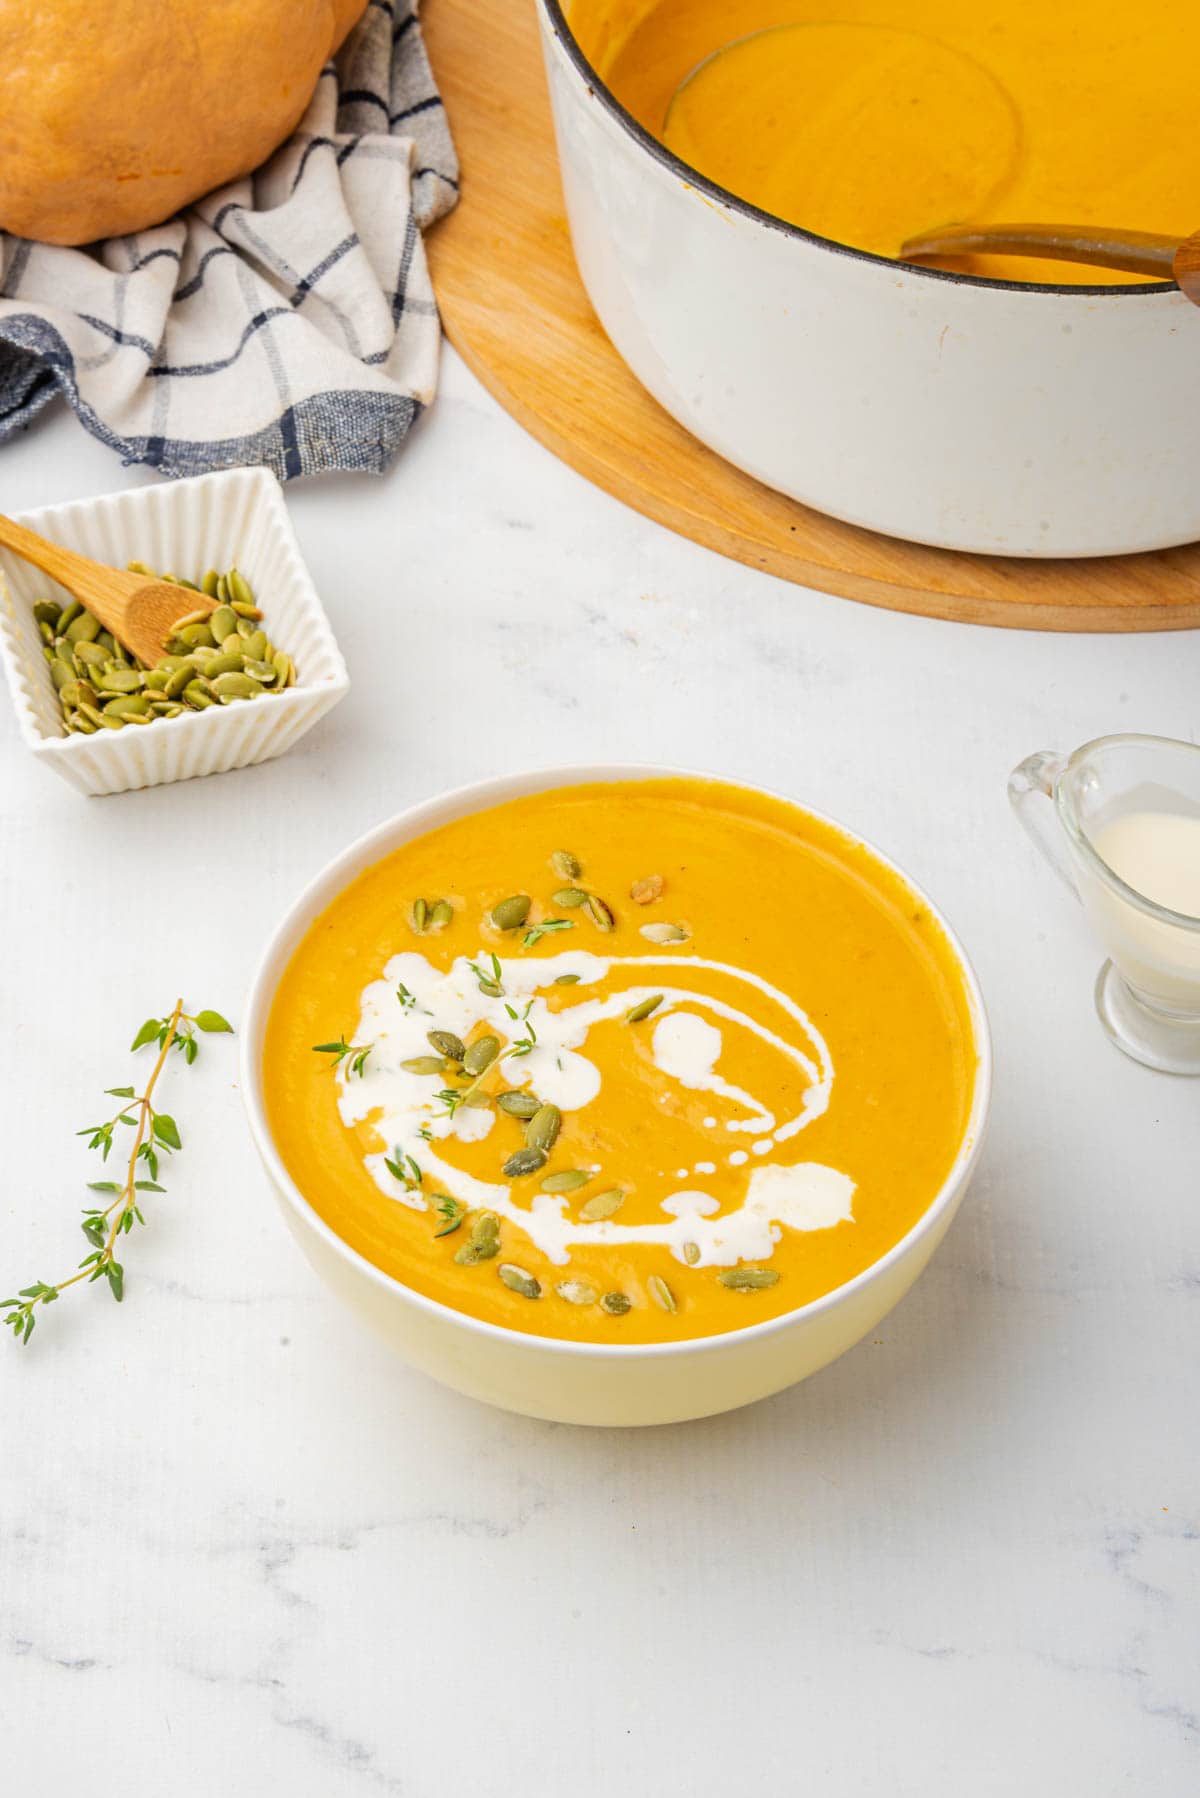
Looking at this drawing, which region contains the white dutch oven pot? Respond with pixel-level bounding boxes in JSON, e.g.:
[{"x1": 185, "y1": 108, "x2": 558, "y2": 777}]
[{"x1": 538, "y1": 1, "x2": 1200, "y2": 557}]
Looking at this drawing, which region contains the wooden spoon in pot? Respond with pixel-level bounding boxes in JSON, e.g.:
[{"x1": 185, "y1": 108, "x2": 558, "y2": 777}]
[
  {"x1": 0, "y1": 514, "x2": 214, "y2": 665},
  {"x1": 900, "y1": 221, "x2": 1200, "y2": 303}
]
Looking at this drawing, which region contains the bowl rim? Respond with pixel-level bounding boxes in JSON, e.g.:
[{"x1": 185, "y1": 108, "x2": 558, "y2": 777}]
[
  {"x1": 242, "y1": 763, "x2": 993, "y2": 1361},
  {"x1": 538, "y1": 0, "x2": 1178, "y2": 303}
]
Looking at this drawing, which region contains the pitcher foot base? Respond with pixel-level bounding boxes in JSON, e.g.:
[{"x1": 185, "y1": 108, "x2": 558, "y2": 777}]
[{"x1": 1095, "y1": 961, "x2": 1200, "y2": 1076}]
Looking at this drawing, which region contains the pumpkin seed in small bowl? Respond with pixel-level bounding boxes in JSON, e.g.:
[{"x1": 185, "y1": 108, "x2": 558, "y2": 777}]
[{"x1": 0, "y1": 468, "x2": 348, "y2": 796}]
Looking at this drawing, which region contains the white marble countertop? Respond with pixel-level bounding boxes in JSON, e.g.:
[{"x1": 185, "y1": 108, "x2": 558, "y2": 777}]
[{"x1": 2, "y1": 349, "x2": 1197, "y2": 1793}]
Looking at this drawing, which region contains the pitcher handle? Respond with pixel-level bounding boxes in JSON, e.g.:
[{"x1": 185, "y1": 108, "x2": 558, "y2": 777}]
[{"x1": 1008, "y1": 751, "x2": 1079, "y2": 900}]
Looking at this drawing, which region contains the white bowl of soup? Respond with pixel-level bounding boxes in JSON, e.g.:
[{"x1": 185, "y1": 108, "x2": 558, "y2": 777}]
[
  {"x1": 538, "y1": 0, "x2": 1200, "y2": 556},
  {"x1": 242, "y1": 767, "x2": 991, "y2": 1426}
]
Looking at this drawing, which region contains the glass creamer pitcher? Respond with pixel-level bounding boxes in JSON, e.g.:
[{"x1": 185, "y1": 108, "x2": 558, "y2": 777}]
[{"x1": 1009, "y1": 733, "x2": 1200, "y2": 1074}]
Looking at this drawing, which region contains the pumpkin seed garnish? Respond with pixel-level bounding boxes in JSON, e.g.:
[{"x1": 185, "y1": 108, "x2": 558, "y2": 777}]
[
  {"x1": 551, "y1": 850, "x2": 581, "y2": 879},
  {"x1": 683, "y1": 1241, "x2": 701, "y2": 1266},
  {"x1": 462, "y1": 1034, "x2": 500, "y2": 1076},
  {"x1": 524, "y1": 1103, "x2": 562, "y2": 1153},
  {"x1": 601, "y1": 1291, "x2": 632, "y2": 1316},
  {"x1": 400, "y1": 1055, "x2": 447, "y2": 1076},
  {"x1": 496, "y1": 1090, "x2": 540, "y2": 1119},
  {"x1": 647, "y1": 1274, "x2": 677, "y2": 1313},
  {"x1": 630, "y1": 875, "x2": 664, "y2": 904},
  {"x1": 429, "y1": 899, "x2": 454, "y2": 930},
  {"x1": 554, "y1": 974, "x2": 582, "y2": 986},
  {"x1": 498, "y1": 1263, "x2": 542, "y2": 1299},
  {"x1": 639, "y1": 922, "x2": 691, "y2": 945},
  {"x1": 586, "y1": 894, "x2": 615, "y2": 932},
  {"x1": 455, "y1": 1211, "x2": 500, "y2": 1264},
  {"x1": 556, "y1": 1278, "x2": 598, "y2": 1306},
  {"x1": 718, "y1": 1266, "x2": 780, "y2": 1291},
  {"x1": 552, "y1": 887, "x2": 590, "y2": 908},
  {"x1": 491, "y1": 894, "x2": 531, "y2": 932},
  {"x1": 578, "y1": 1187, "x2": 624, "y2": 1221},
  {"x1": 427, "y1": 1029, "x2": 466, "y2": 1062},
  {"x1": 540, "y1": 1169, "x2": 591, "y2": 1194},
  {"x1": 410, "y1": 898, "x2": 429, "y2": 934},
  {"x1": 502, "y1": 1145, "x2": 547, "y2": 1178},
  {"x1": 625, "y1": 994, "x2": 663, "y2": 1023}
]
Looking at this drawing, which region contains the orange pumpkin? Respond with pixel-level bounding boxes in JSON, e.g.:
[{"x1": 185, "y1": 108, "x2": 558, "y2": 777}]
[{"x1": 0, "y1": 0, "x2": 368, "y2": 245}]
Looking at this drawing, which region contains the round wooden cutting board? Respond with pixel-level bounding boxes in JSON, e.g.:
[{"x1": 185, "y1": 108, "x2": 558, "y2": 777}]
[{"x1": 423, "y1": 0, "x2": 1200, "y2": 631}]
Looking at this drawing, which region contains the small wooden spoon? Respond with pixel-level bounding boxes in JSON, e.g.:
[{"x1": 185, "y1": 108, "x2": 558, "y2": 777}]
[
  {"x1": 0, "y1": 513, "x2": 214, "y2": 665},
  {"x1": 900, "y1": 222, "x2": 1200, "y2": 304}
]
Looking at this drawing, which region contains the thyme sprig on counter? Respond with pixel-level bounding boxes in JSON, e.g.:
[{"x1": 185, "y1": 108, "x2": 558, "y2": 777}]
[{"x1": 3, "y1": 999, "x2": 232, "y2": 1345}]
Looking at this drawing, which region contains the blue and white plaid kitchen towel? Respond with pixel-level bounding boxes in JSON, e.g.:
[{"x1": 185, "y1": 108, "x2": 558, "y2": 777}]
[{"x1": 0, "y1": 0, "x2": 457, "y2": 481}]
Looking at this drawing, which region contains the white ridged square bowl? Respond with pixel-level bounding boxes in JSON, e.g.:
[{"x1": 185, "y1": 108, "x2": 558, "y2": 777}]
[{"x1": 0, "y1": 468, "x2": 349, "y2": 797}]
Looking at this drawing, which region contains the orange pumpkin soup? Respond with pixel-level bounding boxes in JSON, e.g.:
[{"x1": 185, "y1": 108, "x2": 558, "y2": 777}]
[
  {"x1": 570, "y1": 0, "x2": 1199, "y2": 286},
  {"x1": 263, "y1": 779, "x2": 978, "y2": 1342}
]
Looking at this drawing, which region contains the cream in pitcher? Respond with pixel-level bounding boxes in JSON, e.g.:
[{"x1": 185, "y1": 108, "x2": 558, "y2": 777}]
[
  {"x1": 1089, "y1": 812, "x2": 1200, "y2": 1010},
  {"x1": 1010, "y1": 735, "x2": 1200, "y2": 1075}
]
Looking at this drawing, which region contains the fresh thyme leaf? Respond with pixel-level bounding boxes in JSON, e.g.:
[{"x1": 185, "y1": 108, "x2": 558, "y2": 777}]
[
  {"x1": 2, "y1": 999, "x2": 234, "y2": 1347},
  {"x1": 395, "y1": 983, "x2": 415, "y2": 1009},
  {"x1": 523, "y1": 919, "x2": 575, "y2": 948},
  {"x1": 153, "y1": 1114, "x2": 182, "y2": 1151},
  {"x1": 467, "y1": 955, "x2": 505, "y2": 998},
  {"x1": 508, "y1": 1003, "x2": 538, "y2": 1059},
  {"x1": 384, "y1": 1153, "x2": 423, "y2": 1191},
  {"x1": 312, "y1": 1036, "x2": 373, "y2": 1078},
  {"x1": 433, "y1": 1195, "x2": 465, "y2": 1237},
  {"x1": 193, "y1": 1010, "x2": 232, "y2": 1034}
]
